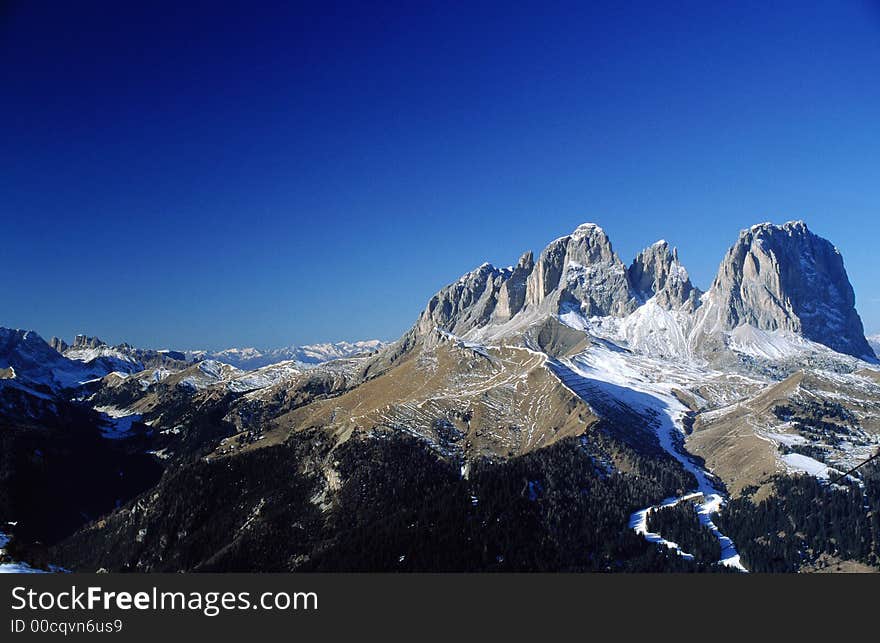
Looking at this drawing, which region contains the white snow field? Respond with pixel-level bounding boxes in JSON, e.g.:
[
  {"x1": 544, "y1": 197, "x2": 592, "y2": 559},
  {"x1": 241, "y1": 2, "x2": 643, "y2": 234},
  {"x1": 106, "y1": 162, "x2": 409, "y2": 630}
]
[{"x1": 94, "y1": 405, "x2": 143, "y2": 439}]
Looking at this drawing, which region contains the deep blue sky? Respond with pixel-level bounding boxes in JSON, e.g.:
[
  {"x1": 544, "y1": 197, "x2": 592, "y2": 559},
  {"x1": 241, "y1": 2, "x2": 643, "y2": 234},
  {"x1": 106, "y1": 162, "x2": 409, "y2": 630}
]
[{"x1": 2, "y1": 1, "x2": 879, "y2": 349}]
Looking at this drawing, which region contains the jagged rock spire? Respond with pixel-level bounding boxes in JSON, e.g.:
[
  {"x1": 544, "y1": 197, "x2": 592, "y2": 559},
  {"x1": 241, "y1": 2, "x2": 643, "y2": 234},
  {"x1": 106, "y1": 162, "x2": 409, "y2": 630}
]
[
  {"x1": 628, "y1": 240, "x2": 700, "y2": 311},
  {"x1": 415, "y1": 223, "x2": 639, "y2": 337}
]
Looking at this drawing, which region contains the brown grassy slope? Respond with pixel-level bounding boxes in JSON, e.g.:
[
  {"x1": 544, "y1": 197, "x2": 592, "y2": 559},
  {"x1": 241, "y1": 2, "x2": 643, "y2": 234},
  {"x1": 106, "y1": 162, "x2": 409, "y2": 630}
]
[
  {"x1": 216, "y1": 338, "x2": 598, "y2": 461},
  {"x1": 686, "y1": 372, "x2": 804, "y2": 495}
]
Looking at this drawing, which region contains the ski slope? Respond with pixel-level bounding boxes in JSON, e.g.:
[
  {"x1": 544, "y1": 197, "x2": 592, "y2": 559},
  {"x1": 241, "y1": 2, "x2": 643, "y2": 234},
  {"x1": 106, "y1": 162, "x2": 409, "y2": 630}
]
[{"x1": 549, "y1": 342, "x2": 746, "y2": 571}]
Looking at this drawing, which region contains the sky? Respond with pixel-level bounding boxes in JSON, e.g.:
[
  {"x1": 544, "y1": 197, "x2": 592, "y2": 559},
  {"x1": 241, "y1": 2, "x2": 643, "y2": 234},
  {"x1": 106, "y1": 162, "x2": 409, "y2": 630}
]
[{"x1": 1, "y1": 1, "x2": 879, "y2": 349}]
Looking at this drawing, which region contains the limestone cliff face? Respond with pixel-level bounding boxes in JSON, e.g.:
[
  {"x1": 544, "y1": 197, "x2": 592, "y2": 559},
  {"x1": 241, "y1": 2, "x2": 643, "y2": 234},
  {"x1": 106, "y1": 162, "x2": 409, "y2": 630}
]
[
  {"x1": 628, "y1": 240, "x2": 701, "y2": 311},
  {"x1": 533, "y1": 223, "x2": 638, "y2": 318},
  {"x1": 415, "y1": 223, "x2": 639, "y2": 338},
  {"x1": 494, "y1": 251, "x2": 534, "y2": 323},
  {"x1": 696, "y1": 221, "x2": 874, "y2": 359},
  {"x1": 409, "y1": 219, "x2": 874, "y2": 361},
  {"x1": 416, "y1": 262, "x2": 511, "y2": 337}
]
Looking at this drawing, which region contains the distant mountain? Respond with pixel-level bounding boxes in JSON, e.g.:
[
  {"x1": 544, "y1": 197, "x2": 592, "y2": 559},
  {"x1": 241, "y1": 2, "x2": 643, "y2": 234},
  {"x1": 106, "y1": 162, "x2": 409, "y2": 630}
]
[
  {"x1": 1, "y1": 329, "x2": 385, "y2": 397},
  {"x1": 0, "y1": 328, "x2": 94, "y2": 392},
  {"x1": 46, "y1": 334, "x2": 385, "y2": 374},
  {"x1": 869, "y1": 334, "x2": 880, "y2": 356},
  {"x1": 185, "y1": 340, "x2": 385, "y2": 370},
  {"x1": 52, "y1": 334, "x2": 191, "y2": 375}
]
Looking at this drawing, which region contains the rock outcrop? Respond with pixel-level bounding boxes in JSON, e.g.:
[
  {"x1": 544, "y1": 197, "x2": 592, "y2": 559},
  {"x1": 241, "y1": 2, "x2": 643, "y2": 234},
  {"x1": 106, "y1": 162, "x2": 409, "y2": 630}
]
[
  {"x1": 535, "y1": 223, "x2": 638, "y2": 317},
  {"x1": 493, "y1": 251, "x2": 533, "y2": 322},
  {"x1": 415, "y1": 223, "x2": 638, "y2": 337},
  {"x1": 408, "y1": 219, "x2": 874, "y2": 362},
  {"x1": 696, "y1": 221, "x2": 874, "y2": 359},
  {"x1": 71, "y1": 335, "x2": 106, "y2": 350},
  {"x1": 628, "y1": 240, "x2": 701, "y2": 311},
  {"x1": 416, "y1": 263, "x2": 511, "y2": 336}
]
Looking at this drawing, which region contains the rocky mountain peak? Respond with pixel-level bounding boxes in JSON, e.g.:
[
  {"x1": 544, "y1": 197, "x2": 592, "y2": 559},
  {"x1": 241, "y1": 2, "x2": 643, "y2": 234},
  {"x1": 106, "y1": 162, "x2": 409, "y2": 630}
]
[
  {"x1": 525, "y1": 222, "x2": 637, "y2": 317},
  {"x1": 415, "y1": 223, "x2": 640, "y2": 338},
  {"x1": 416, "y1": 262, "x2": 511, "y2": 336},
  {"x1": 567, "y1": 222, "x2": 618, "y2": 263},
  {"x1": 697, "y1": 220, "x2": 874, "y2": 359},
  {"x1": 408, "y1": 220, "x2": 873, "y2": 362},
  {"x1": 72, "y1": 334, "x2": 106, "y2": 350},
  {"x1": 628, "y1": 240, "x2": 700, "y2": 311}
]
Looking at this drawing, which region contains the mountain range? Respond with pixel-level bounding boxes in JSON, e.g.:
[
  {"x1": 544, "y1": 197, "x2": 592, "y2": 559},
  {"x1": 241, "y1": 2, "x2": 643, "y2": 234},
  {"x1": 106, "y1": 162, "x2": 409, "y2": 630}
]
[
  {"x1": 184, "y1": 340, "x2": 385, "y2": 370},
  {"x1": 2, "y1": 220, "x2": 880, "y2": 574},
  {"x1": 413, "y1": 220, "x2": 875, "y2": 361},
  {"x1": 0, "y1": 332, "x2": 384, "y2": 394}
]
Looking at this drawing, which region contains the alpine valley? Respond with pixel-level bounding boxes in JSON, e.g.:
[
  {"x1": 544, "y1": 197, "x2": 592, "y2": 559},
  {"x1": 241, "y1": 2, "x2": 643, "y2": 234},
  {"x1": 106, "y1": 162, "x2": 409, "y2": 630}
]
[{"x1": 3, "y1": 220, "x2": 880, "y2": 573}]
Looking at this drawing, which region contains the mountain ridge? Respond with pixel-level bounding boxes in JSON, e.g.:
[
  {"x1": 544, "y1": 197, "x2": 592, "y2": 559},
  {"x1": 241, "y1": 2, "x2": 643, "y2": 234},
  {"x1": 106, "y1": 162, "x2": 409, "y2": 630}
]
[
  {"x1": 409, "y1": 220, "x2": 876, "y2": 362},
  {"x1": 1, "y1": 329, "x2": 387, "y2": 394},
  {"x1": 185, "y1": 340, "x2": 386, "y2": 370},
  {"x1": 44, "y1": 333, "x2": 386, "y2": 371}
]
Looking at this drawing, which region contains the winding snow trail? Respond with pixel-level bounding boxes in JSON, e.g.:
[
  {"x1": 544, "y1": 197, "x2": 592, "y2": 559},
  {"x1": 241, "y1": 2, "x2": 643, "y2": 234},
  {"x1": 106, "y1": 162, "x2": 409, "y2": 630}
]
[
  {"x1": 628, "y1": 492, "x2": 702, "y2": 560},
  {"x1": 548, "y1": 345, "x2": 746, "y2": 571}
]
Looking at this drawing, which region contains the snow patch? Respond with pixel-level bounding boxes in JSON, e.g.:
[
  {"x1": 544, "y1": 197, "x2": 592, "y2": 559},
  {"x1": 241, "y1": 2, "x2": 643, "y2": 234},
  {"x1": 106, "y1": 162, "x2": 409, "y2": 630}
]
[
  {"x1": 94, "y1": 405, "x2": 142, "y2": 439},
  {"x1": 781, "y1": 453, "x2": 833, "y2": 479}
]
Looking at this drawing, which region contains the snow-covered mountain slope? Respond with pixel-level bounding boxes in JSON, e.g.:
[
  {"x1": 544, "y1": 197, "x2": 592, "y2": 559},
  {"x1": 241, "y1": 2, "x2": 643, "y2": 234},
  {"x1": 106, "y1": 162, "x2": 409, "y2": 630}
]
[
  {"x1": 55, "y1": 334, "x2": 192, "y2": 375},
  {"x1": 173, "y1": 359, "x2": 305, "y2": 394},
  {"x1": 870, "y1": 334, "x2": 880, "y2": 356},
  {"x1": 688, "y1": 367, "x2": 880, "y2": 494},
  {"x1": 0, "y1": 328, "x2": 106, "y2": 392},
  {"x1": 186, "y1": 340, "x2": 385, "y2": 369},
  {"x1": 561, "y1": 299, "x2": 696, "y2": 360},
  {"x1": 63, "y1": 345, "x2": 144, "y2": 379},
  {"x1": 570, "y1": 305, "x2": 876, "y2": 374},
  {"x1": 96, "y1": 359, "x2": 307, "y2": 404}
]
